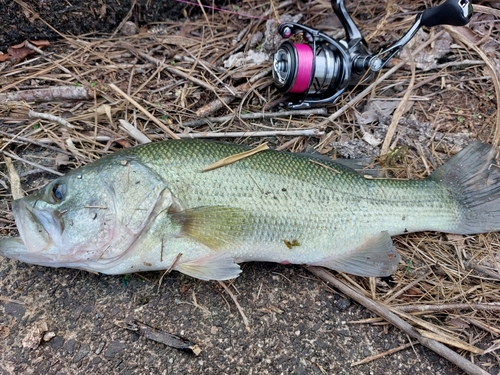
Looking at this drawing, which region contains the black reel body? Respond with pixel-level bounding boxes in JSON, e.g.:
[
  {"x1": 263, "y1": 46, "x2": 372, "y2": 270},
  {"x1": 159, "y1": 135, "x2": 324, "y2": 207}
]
[{"x1": 272, "y1": 0, "x2": 473, "y2": 109}]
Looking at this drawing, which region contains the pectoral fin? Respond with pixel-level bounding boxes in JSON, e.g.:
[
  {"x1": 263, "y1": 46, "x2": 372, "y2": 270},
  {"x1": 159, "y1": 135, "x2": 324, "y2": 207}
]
[
  {"x1": 170, "y1": 206, "x2": 248, "y2": 250},
  {"x1": 312, "y1": 231, "x2": 400, "y2": 277},
  {"x1": 177, "y1": 252, "x2": 241, "y2": 281}
]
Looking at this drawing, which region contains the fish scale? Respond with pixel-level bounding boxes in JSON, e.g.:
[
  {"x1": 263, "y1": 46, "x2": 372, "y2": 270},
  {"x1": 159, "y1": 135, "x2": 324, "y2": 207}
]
[
  {"x1": 130, "y1": 141, "x2": 455, "y2": 263},
  {"x1": 2, "y1": 140, "x2": 500, "y2": 280}
]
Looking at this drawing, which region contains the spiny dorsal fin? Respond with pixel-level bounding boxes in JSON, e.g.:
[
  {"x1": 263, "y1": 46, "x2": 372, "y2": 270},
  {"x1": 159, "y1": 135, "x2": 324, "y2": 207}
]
[{"x1": 170, "y1": 206, "x2": 249, "y2": 250}]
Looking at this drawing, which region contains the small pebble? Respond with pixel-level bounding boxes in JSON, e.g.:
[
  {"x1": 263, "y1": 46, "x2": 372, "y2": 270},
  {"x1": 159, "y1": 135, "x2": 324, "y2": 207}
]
[
  {"x1": 43, "y1": 331, "x2": 56, "y2": 342},
  {"x1": 121, "y1": 21, "x2": 137, "y2": 36}
]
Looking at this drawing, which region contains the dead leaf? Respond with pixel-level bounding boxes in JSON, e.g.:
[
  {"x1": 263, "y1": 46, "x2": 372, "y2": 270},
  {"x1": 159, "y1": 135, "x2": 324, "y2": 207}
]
[
  {"x1": 29, "y1": 40, "x2": 50, "y2": 47},
  {"x1": 355, "y1": 100, "x2": 400, "y2": 125},
  {"x1": 0, "y1": 40, "x2": 50, "y2": 64},
  {"x1": 445, "y1": 316, "x2": 470, "y2": 330},
  {"x1": 399, "y1": 30, "x2": 452, "y2": 71},
  {"x1": 0, "y1": 326, "x2": 10, "y2": 340},
  {"x1": 55, "y1": 153, "x2": 71, "y2": 167}
]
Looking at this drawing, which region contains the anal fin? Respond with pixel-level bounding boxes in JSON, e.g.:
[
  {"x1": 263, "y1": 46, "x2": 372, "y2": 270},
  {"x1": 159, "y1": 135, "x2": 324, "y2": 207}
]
[
  {"x1": 177, "y1": 252, "x2": 241, "y2": 281},
  {"x1": 312, "y1": 231, "x2": 400, "y2": 277}
]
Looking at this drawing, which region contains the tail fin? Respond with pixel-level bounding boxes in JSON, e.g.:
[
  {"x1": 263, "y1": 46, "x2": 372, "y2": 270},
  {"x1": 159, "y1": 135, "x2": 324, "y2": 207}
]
[{"x1": 430, "y1": 141, "x2": 500, "y2": 234}]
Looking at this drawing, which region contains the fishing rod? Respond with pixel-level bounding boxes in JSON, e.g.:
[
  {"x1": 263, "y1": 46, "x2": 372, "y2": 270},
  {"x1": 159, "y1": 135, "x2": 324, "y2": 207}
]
[{"x1": 272, "y1": 0, "x2": 473, "y2": 109}]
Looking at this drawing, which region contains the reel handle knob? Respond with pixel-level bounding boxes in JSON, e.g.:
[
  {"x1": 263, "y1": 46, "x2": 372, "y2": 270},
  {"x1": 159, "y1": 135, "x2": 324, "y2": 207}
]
[{"x1": 421, "y1": 0, "x2": 473, "y2": 27}]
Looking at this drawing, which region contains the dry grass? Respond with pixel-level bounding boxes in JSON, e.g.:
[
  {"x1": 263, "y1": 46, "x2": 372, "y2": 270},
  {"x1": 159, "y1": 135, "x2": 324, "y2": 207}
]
[{"x1": 1, "y1": 0, "x2": 500, "y2": 370}]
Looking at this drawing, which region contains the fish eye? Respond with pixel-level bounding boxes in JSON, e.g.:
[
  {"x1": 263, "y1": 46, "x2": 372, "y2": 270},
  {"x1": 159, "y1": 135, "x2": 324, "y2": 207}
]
[{"x1": 51, "y1": 183, "x2": 66, "y2": 202}]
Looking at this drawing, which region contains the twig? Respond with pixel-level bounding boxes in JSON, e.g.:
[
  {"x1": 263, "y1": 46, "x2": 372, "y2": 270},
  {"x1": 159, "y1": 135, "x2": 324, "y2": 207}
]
[
  {"x1": 28, "y1": 110, "x2": 76, "y2": 129},
  {"x1": 179, "y1": 129, "x2": 324, "y2": 139},
  {"x1": 443, "y1": 25, "x2": 500, "y2": 147},
  {"x1": 394, "y1": 302, "x2": 500, "y2": 313},
  {"x1": 0, "y1": 169, "x2": 49, "y2": 191},
  {"x1": 191, "y1": 290, "x2": 211, "y2": 315},
  {"x1": 118, "y1": 119, "x2": 151, "y2": 144},
  {"x1": 196, "y1": 0, "x2": 214, "y2": 39},
  {"x1": 115, "y1": 319, "x2": 201, "y2": 355},
  {"x1": 198, "y1": 68, "x2": 272, "y2": 118},
  {"x1": 108, "y1": 83, "x2": 180, "y2": 140},
  {"x1": 249, "y1": 67, "x2": 273, "y2": 84},
  {"x1": 306, "y1": 266, "x2": 490, "y2": 375},
  {"x1": 0, "y1": 130, "x2": 75, "y2": 157},
  {"x1": 318, "y1": 30, "x2": 446, "y2": 127},
  {"x1": 351, "y1": 341, "x2": 416, "y2": 366},
  {"x1": 415, "y1": 329, "x2": 483, "y2": 355},
  {"x1": 195, "y1": 94, "x2": 237, "y2": 118},
  {"x1": 218, "y1": 281, "x2": 250, "y2": 331},
  {"x1": 123, "y1": 44, "x2": 215, "y2": 92},
  {"x1": 0, "y1": 296, "x2": 25, "y2": 305},
  {"x1": 157, "y1": 253, "x2": 183, "y2": 294},
  {"x1": 195, "y1": 81, "x2": 250, "y2": 117},
  {"x1": 465, "y1": 261, "x2": 500, "y2": 281},
  {"x1": 0, "y1": 86, "x2": 93, "y2": 103},
  {"x1": 464, "y1": 317, "x2": 500, "y2": 337},
  {"x1": 109, "y1": 0, "x2": 137, "y2": 39},
  {"x1": 308, "y1": 159, "x2": 340, "y2": 174},
  {"x1": 380, "y1": 49, "x2": 415, "y2": 155},
  {"x1": 431, "y1": 59, "x2": 484, "y2": 70},
  {"x1": 23, "y1": 41, "x2": 48, "y2": 56},
  {"x1": 3, "y1": 151, "x2": 63, "y2": 177},
  {"x1": 383, "y1": 270, "x2": 432, "y2": 304},
  {"x1": 183, "y1": 108, "x2": 328, "y2": 127},
  {"x1": 473, "y1": 4, "x2": 500, "y2": 17},
  {"x1": 180, "y1": 46, "x2": 236, "y2": 96},
  {"x1": 4, "y1": 156, "x2": 23, "y2": 200}
]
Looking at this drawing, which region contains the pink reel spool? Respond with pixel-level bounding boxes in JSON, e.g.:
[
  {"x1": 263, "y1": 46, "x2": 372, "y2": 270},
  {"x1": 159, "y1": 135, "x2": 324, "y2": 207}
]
[{"x1": 289, "y1": 43, "x2": 314, "y2": 93}]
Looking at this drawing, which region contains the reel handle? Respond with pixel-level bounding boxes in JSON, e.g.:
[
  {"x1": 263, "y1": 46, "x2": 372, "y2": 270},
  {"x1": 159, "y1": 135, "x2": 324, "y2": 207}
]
[
  {"x1": 330, "y1": 0, "x2": 363, "y2": 44},
  {"x1": 421, "y1": 0, "x2": 473, "y2": 27},
  {"x1": 367, "y1": 0, "x2": 473, "y2": 71}
]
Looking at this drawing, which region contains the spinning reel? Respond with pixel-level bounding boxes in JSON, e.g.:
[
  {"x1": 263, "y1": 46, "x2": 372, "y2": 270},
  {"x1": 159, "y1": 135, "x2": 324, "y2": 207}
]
[{"x1": 272, "y1": 0, "x2": 473, "y2": 109}]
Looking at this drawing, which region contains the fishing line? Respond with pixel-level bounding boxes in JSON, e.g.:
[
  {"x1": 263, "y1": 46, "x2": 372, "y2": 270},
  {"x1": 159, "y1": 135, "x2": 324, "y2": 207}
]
[
  {"x1": 175, "y1": 0, "x2": 272, "y2": 21},
  {"x1": 289, "y1": 44, "x2": 313, "y2": 93}
]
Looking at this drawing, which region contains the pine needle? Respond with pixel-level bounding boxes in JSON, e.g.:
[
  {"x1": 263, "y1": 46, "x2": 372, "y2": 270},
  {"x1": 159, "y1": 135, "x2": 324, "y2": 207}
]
[{"x1": 203, "y1": 143, "x2": 269, "y2": 171}]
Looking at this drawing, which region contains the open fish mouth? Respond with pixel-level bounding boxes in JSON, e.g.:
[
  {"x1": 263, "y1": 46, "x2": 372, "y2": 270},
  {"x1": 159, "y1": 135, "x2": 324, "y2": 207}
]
[
  {"x1": 4, "y1": 198, "x2": 94, "y2": 267},
  {"x1": 7, "y1": 198, "x2": 60, "y2": 264}
]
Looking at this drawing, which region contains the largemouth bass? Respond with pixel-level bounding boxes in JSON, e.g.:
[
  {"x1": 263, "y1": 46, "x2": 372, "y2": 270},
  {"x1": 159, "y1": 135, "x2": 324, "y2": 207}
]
[{"x1": 1, "y1": 140, "x2": 500, "y2": 280}]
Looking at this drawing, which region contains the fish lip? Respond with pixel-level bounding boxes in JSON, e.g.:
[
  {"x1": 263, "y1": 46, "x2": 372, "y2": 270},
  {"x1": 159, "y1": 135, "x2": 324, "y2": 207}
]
[
  {"x1": 11, "y1": 197, "x2": 123, "y2": 269},
  {"x1": 11, "y1": 198, "x2": 30, "y2": 247},
  {"x1": 11, "y1": 198, "x2": 52, "y2": 254},
  {"x1": 9, "y1": 198, "x2": 73, "y2": 267}
]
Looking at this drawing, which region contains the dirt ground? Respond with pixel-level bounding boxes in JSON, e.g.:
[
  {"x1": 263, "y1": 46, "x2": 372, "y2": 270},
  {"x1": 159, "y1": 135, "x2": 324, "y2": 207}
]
[
  {"x1": 0, "y1": 0, "x2": 192, "y2": 52},
  {"x1": 1, "y1": 0, "x2": 500, "y2": 374},
  {"x1": 0, "y1": 261, "x2": 464, "y2": 375}
]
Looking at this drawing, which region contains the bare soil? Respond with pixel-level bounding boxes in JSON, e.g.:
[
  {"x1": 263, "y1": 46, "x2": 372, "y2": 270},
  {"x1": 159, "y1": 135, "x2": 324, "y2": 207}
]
[
  {"x1": 0, "y1": 0, "x2": 195, "y2": 51},
  {"x1": 0, "y1": 261, "x2": 464, "y2": 374}
]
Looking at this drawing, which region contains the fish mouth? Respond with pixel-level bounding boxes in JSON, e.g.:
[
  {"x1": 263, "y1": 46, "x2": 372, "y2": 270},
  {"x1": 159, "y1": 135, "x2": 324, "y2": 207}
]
[
  {"x1": 9, "y1": 198, "x2": 61, "y2": 264},
  {"x1": 8, "y1": 197, "x2": 125, "y2": 270}
]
